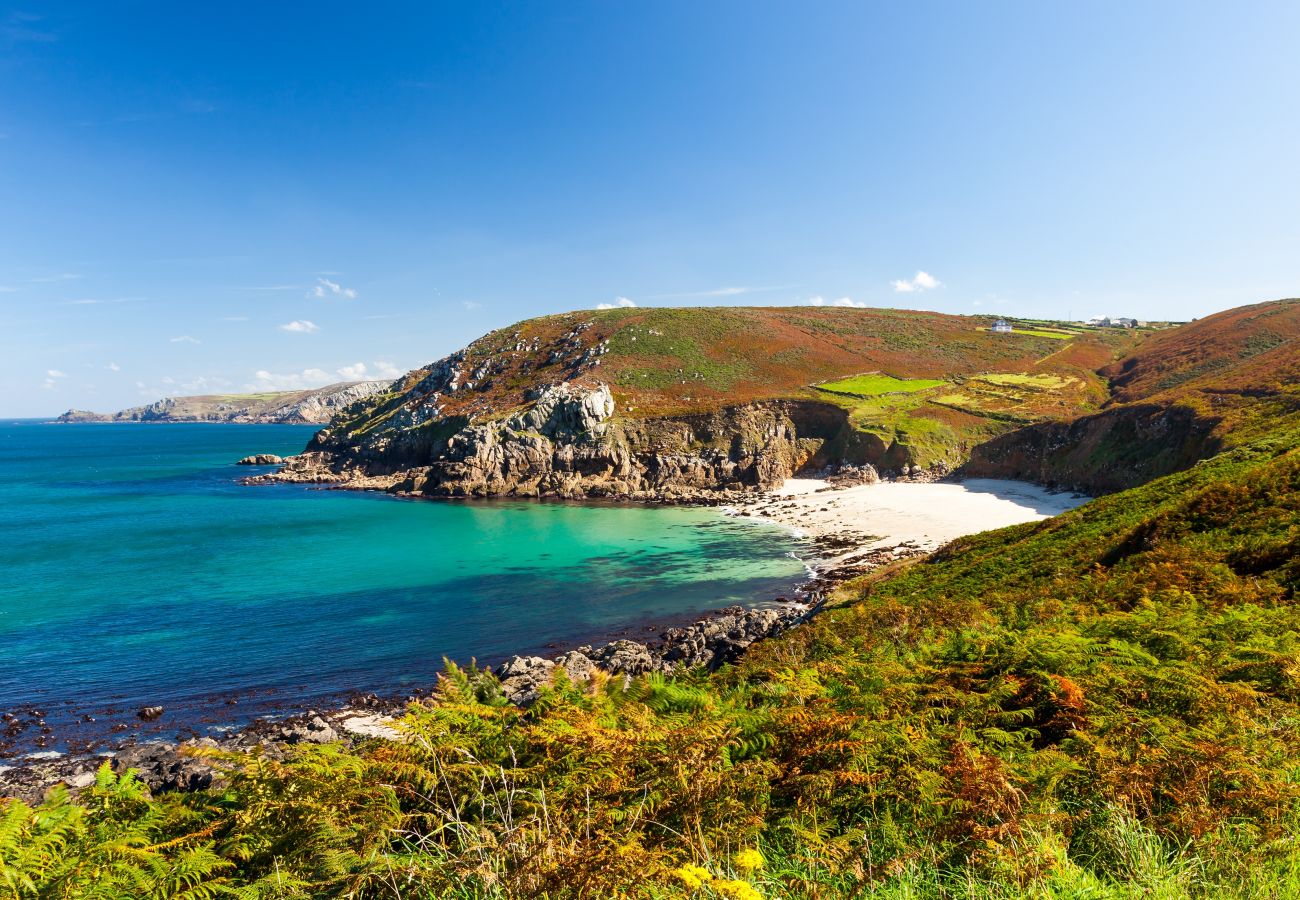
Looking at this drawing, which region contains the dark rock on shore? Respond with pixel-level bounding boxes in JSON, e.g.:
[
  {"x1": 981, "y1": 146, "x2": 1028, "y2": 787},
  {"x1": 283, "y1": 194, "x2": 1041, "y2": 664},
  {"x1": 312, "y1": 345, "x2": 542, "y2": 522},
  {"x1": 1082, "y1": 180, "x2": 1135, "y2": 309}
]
[{"x1": 494, "y1": 604, "x2": 809, "y2": 705}]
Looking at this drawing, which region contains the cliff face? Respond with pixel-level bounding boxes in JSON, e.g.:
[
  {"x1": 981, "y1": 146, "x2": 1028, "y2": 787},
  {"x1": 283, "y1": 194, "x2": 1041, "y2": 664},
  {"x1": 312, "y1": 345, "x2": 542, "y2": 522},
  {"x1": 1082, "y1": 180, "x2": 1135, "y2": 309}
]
[
  {"x1": 263, "y1": 384, "x2": 870, "y2": 499},
  {"x1": 57, "y1": 381, "x2": 390, "y2": 425}
]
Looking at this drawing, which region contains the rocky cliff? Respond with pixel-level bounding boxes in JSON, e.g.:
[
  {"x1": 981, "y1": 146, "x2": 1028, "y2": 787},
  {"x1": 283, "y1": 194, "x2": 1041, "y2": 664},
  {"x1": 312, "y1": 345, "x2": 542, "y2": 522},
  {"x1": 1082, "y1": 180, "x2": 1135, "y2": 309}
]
[{"x1": 57, "y1": 381, "x2": 390, "y2": 425}]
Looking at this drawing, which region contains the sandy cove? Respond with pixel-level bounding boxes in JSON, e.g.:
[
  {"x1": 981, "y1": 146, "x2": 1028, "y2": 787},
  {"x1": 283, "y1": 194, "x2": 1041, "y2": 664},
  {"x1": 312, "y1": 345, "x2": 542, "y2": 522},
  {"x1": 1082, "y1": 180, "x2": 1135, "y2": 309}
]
[{"x1": 728, "y1": 476, "x2": 1091, "y2": 588}]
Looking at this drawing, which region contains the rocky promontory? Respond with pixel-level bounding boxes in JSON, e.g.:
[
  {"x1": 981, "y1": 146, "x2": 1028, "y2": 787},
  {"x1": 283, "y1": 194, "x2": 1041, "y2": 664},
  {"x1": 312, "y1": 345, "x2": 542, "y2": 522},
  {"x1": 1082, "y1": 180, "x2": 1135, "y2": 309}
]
[{"x1": 57, "y1": 380, "x2": 390, "y2": 426}]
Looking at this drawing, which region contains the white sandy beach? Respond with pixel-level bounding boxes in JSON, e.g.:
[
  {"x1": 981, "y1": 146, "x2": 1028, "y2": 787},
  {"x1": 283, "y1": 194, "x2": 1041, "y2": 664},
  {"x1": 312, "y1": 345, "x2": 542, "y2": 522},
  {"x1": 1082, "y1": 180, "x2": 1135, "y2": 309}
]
[{"x1": 732, "y1": 477, "x2": 1090, "y2": 577}]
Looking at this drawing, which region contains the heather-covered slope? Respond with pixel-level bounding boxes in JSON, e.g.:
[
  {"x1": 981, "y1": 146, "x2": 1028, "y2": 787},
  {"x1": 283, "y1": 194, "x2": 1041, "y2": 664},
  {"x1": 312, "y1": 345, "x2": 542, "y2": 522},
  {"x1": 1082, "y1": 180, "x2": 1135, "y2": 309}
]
[
  {"x1": 260, "y1": 307, "x2": 1140, "y2": 497},
  {"x1": 966, "y1": 298, "x2": 1300, "y2": 492}
]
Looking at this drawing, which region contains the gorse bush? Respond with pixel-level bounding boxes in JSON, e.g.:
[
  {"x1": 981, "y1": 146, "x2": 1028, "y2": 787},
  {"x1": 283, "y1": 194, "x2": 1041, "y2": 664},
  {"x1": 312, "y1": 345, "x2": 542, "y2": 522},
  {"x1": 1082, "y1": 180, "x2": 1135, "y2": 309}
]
[{"x1": 5, "y1": 421, "x2": 1300, "y2": 897}]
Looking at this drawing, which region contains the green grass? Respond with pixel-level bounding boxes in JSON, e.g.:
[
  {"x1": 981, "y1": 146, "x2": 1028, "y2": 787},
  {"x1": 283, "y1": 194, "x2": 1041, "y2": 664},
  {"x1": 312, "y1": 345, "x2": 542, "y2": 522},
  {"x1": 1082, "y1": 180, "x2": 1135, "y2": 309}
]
[
  {"x1": 975, "y1": 373, "x2": 1075, "y2": 390},
  {"x1": 816, "y1": 373, "x2": 948, "y2": 397},
  {"x1": 1009, "y1": 328, "x2": 1074, "y2": 340}
]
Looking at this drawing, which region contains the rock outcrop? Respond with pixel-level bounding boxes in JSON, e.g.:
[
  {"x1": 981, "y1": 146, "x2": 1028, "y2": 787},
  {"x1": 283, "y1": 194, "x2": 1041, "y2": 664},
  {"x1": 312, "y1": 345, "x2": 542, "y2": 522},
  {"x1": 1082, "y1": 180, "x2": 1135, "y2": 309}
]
[
  {"x1": 252, "y1": 377, "x2": 868, "y2": 500},
  {"x1": 237, "y1": 454, "x2": 284, "y2": 465}
]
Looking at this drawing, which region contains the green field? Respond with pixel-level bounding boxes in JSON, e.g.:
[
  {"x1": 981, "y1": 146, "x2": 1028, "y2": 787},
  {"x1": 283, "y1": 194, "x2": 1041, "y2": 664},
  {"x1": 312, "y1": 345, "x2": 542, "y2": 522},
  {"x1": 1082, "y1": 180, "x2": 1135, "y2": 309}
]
[
  {"x1": 815, "y1": 373, "x2": 947, "y2": 397},
  {"x1": 976, "y1": 373, "x2": 1075, "y2": 390}
]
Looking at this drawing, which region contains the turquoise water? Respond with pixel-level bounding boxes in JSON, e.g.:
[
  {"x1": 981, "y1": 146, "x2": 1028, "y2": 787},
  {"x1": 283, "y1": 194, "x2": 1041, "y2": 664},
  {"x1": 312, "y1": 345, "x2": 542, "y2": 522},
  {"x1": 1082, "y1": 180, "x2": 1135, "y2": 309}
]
[{"x1": 0, "y1": 421, "x2": 808, "y2": 746}]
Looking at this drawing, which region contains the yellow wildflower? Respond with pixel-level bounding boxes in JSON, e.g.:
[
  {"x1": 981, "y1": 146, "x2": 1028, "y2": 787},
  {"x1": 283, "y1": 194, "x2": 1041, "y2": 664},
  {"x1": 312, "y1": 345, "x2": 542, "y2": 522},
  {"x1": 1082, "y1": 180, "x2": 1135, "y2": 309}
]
[
  {"x1": 714, "y1": 880, "x2": 764, "y2": 900},
  {"x1": 733, "y1": 848, "x2": 765, "y2": 871},
  {"x1": 674, "y1": 863, "x2": 714, "y2": 890}
]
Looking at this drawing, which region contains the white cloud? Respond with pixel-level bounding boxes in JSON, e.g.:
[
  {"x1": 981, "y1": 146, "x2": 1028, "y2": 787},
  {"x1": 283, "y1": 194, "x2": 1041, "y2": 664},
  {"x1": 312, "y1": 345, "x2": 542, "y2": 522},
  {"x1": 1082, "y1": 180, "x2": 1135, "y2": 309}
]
[
  {"x1": 279, "y1": 320, "x2": 319, "y2": 334},
  {"x1": 31, "y1": 273, "x2": 81, "y2": 283},
  {"x1": 891, "y1": 270, "x2": 941, "y2": 293},
  {"x1": 807, "y1": 296, "x2": 826, "y2": 306},
  {"x1": 337, "y1": 362, "x2": 368, "y2": 380},
  {"x1": 462, "y1": 300, "x2": 481, "y2": 310},
  {"x1": 106, "y1": 362, "x2": 120, "y2": 372},
  {"x1": 248, "y1": 368, "x2": 334, "y2": 391},
  {"x1": 170, "y1": 335, "x2": 201, "y2": 344},
  {"x1": 43, "y1": 369, "x2": 67, "y2": 390},
  {"x1": 47, "y1": 369, "x2": 67, "y2": 378},
  {"x1": 596, "y1": 296, "x2": 637, "y2": 310},
  {"x1": 310, "y1": 277, "x2": 357, "y2": 299},
  {"x1": 373, "y1": 360, "x2": 403, "y2": 379}
]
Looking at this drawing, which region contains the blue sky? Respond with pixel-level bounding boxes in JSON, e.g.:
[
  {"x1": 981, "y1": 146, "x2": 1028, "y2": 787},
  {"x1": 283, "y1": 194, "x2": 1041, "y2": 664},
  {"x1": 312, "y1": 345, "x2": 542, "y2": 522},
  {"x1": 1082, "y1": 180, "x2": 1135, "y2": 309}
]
[{"x1": 3, "y1": 2, "x2": 1299, "y2": 416}]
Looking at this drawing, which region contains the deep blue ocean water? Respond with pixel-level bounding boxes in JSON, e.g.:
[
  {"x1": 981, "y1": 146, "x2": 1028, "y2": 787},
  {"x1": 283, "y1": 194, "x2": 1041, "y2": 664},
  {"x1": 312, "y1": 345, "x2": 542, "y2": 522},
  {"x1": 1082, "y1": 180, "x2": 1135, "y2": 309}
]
[{"x1": 0, "y1": 421, "x2": 808, "y2": 748}]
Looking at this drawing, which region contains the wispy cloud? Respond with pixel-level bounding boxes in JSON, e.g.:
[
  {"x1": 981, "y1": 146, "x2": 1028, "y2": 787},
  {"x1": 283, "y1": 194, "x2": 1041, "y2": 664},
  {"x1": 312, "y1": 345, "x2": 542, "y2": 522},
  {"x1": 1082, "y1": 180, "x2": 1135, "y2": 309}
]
[
  {"x1": 67, "y1": 297, "x2": 141, "y2": 305},
  {"x1": 239, "y1": 284, "x2": 302, "y2": 292},
  {"x1": 106, "y1": 362, "x2": 120, "y2": 372},
  {"x1": 169, "y1": 335, "x2": 201, "y2": 344},
  {"x1": 222, "y1": 315, "x2": 250, "y2": 322},
  {"x1": 43, "y1": 368, "x2": 67, "y2": 390},
  {"x1": 891, "y1": 271, "x2": 941, "y2": 293},
  {"x1": 31, "y1": 273, "x2": 81, "y2": 283},
  {"x1": 807, "y1": 296, "x2": 866, "y2": 308},
  {"x1": 373, "y1": 360, "x2": 403, "y2": 379},
  {"x1": 0, "y1": 285, "x2": 16, "y2": 293},
  {"x1": 647, "y1": 284, "x2": 797, "y2": 299},
  {"x1": 279, "y1": 319, "x2": 319, "y2": 334},
  {"x1": 4, "y1": 11, "x2": 57, "y2": 43},
  {"x1": 596, "y1": 296, "x2": 637, "y2": 310},
  {"x1": 310, "y1": 277, "x2": 357, "y2": 299},
  {"x1": 462, "y1": 300, "x2": 482, "y2": 310}
]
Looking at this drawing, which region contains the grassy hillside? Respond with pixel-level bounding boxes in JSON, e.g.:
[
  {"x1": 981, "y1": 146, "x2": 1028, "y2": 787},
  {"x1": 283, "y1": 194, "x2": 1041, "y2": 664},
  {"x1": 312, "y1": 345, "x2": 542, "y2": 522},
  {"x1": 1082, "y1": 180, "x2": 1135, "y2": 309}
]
[
  {"x1": 966, "y1": 299, "x2": 1300, "y2": 491},
  {"x1": 327, "y1": 306, "x2": 1141, "y2": 474},
  {"x1": 7, "y1": 378, "x2": 1300, "y2": 897}
]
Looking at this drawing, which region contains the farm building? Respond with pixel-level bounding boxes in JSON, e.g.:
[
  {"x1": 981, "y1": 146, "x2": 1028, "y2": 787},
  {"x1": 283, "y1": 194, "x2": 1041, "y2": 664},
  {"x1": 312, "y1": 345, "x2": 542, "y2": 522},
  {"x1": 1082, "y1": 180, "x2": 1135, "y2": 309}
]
[{"x1": 991, "y1": 319, "x2": 1013, "y2": 333}]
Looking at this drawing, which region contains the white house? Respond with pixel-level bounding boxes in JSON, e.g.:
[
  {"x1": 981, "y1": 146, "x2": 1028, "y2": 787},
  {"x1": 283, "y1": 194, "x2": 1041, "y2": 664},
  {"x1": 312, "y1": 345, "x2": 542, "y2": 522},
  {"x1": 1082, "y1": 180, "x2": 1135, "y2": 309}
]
[{"x1": 991, "y1": 319, "x2": 1013, "y2": 333}]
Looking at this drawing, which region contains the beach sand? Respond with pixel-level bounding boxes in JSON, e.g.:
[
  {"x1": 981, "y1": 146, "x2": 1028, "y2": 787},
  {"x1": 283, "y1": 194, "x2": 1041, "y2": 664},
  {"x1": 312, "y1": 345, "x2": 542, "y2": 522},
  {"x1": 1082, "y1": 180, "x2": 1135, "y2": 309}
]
[{"x1": 729, "y1": 477, "x2": 1090, "y2": 581}]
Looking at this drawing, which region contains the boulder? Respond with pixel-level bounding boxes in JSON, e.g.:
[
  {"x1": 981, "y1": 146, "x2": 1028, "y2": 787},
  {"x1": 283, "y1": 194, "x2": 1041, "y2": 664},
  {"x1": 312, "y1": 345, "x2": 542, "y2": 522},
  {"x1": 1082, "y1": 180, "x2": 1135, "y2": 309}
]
[
  {"x1": 496, "y1": 655, "x2": 556, "y2": 705},
  {"x1": 237, "y1": 454, "x2": 284, "y2": 466},
  {"x1": 136, "y1": 705, "x2": 164, "y2": 722},
  {"x1": 112, "y1": 742, "x2": 218, "y2": 793},
  {"x1": 278, "y1": 713, "x2": 338, "y2": 744}
]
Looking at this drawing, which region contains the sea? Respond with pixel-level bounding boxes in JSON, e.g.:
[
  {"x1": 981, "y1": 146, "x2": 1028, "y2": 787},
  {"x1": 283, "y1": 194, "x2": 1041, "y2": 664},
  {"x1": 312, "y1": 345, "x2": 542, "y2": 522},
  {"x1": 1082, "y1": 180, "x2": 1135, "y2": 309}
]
[{"x1": 0, "y1": 420, "x2": 809, "y2": 750}]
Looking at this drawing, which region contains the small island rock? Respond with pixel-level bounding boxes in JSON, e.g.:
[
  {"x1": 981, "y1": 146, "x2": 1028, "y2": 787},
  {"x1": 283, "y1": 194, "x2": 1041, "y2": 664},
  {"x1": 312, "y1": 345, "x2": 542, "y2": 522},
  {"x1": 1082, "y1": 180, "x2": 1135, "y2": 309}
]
[{"x1": 236, "y1": 454, "x2": 284, "y2": 466}]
